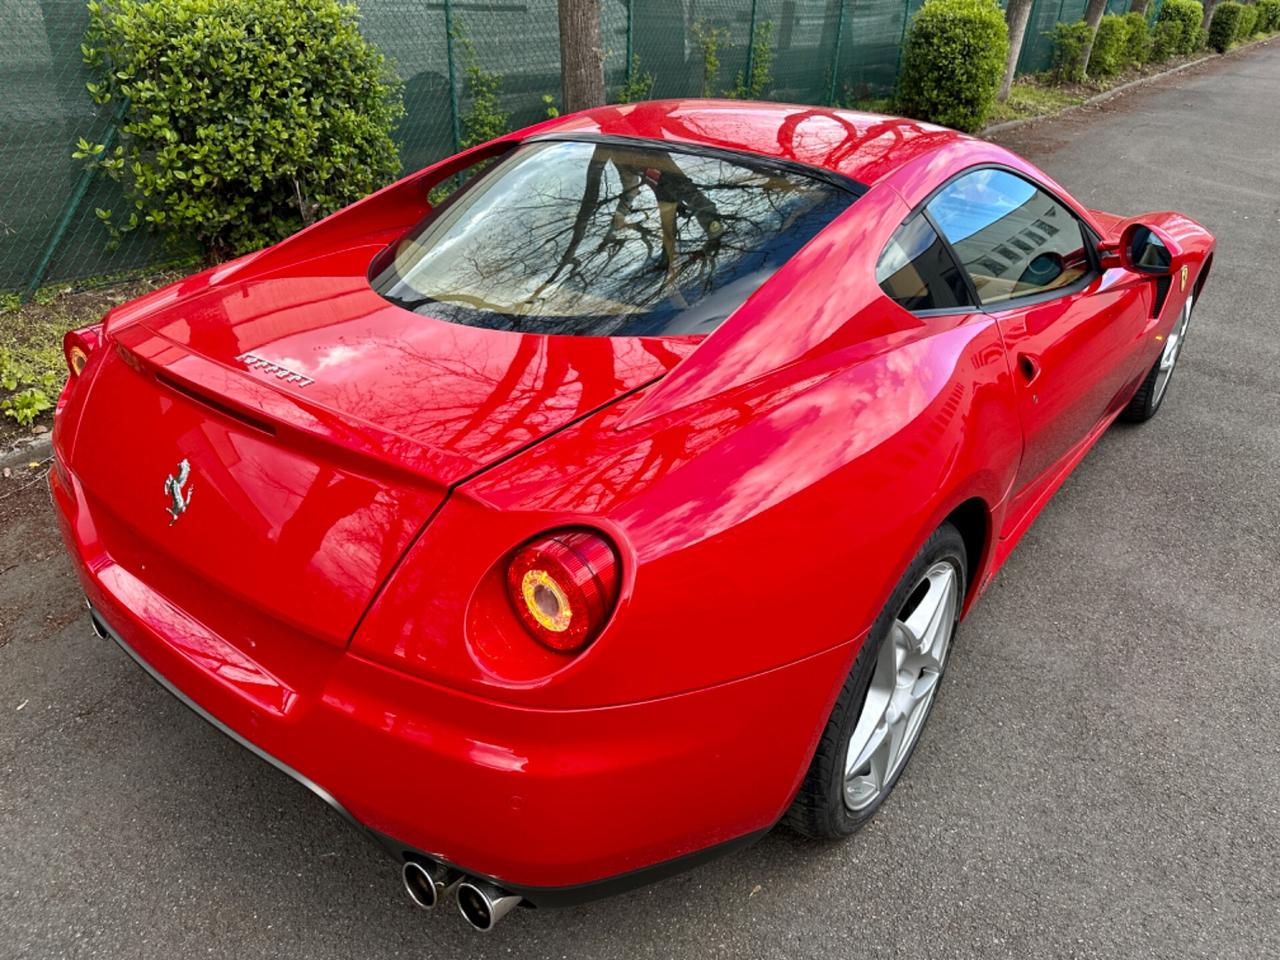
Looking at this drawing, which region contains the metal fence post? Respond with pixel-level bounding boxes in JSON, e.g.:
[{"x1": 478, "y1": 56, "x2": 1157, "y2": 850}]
[
  {"x1": 22, "y1": 100, "x2": 127, "y2": 303},
  {"x1": 625, "y1": 0, "x2": 634, "y2": 84},
  {"x1": 893, "y1": 0, "x2": 912, "y2": 81},
  {"x1": 827, "y1": 0, "x2": 848, "y2": 105},
  {"x1": 443, "y1": 0, "x2": 461, "y2": 153},
  {"x1": 744, "y1": 0, "x2": 759, "y2": 90}
]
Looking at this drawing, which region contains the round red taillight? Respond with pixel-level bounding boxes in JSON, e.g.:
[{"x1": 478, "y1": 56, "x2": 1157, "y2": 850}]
[{"x1": 506, "y1": 530, "x2": 620, "y2": 653}]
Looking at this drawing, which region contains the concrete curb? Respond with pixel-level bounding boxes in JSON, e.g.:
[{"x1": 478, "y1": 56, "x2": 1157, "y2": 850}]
[
  {"x1": 0, "y1": 432, "x2": 52, "y2": 472},
  {"x1": 979, "y1": 37, "x2": 1274, "y2": 139}
]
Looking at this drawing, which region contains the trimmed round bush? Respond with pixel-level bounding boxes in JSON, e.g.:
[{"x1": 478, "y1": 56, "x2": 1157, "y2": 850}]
[
  {"x1": 894, "y1": 0, "x2": 1008, "y2": 133},
  {"x1": 1235, "y1": 2, "x2": 1259, "y2": 38},
  {"x1": 1050, "y1": 20, "x2": 1092, "y2": 83},
  {"x1": 1150, "y1": 18, "x2": 1186, "y2": 60},
  {"x1": 1157, "y1": 0, "x2": 1207, "y2": 54},
  {"x1": 1122, "y1": 11, "x2": 1153, "y2": 65},
  {"x1": 1209, "y1": 1, "x2": 1243, "y2": 49},
  {"x1": 78, "y1": 0, "x2": 404, "y2": 260},
  {"x1": 1089, "y1": 14, "x2": 1129, "y2": 76}
]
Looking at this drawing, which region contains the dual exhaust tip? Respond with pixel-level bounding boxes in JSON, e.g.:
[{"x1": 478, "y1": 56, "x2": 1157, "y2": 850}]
[{"x1": 401, "y1": 860, "x2": 522, "y2": 931}]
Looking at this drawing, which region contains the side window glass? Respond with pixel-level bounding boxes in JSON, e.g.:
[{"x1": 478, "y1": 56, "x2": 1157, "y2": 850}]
[
  {"x1": 875, "y1": 214, "x2": 973, "y2": 312},
  {"x1": 927, "y1": 169, "x2": 1090, "y2": 305}
]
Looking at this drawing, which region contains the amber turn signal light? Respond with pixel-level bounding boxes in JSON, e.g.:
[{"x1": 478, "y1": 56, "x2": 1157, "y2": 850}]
[{"x1": 63, "y1": 324, "x2": 103, "y2": 378}]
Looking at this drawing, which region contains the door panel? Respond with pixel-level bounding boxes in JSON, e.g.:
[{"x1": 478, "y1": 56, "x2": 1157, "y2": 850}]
[
  {"x1": 922, "y1": 166, "x2": 1152, "y2": 510},
  {"x1": 992, "y1": 272, "x2": 1150, "y2": 509}
]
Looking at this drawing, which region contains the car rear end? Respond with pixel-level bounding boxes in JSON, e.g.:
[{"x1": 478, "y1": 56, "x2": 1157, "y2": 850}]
[{"x1": 48, "y1": 124, "x2": 866, "y2": 912}]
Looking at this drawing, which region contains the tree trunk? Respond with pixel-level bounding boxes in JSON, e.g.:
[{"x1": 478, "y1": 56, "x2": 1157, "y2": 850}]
[
  {"x1": 559, "y1": 0, "x2": 605, "y2": 113},
  {"x1": 1079, "y1": 0, "x2": 1111, "y2": 76},
  {"x1": 1000, "y1": 0, "x2": 1035, "y2": 101},
  {"x1": 1129, "y1": 0, "x2": 1149, "y2": 14}
]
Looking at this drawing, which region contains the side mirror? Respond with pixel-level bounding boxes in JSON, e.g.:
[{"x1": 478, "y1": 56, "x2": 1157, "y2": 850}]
[
  {"x1": 1120, "y1": 223, "x2": 1173, "y2": 275},
  {"x1": 1100, "y1": 218, "x2": 1184, "y2": 276}
]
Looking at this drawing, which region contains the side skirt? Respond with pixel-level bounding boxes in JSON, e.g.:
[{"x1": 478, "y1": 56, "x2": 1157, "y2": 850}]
[{"x1": 984, "y1": 406, "x2": 1125, "y2": 585}]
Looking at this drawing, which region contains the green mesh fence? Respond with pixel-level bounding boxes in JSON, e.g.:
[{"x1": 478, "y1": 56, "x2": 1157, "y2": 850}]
[{"x1": 2, "y1": 0, "x2": 1133, "y2": 296}]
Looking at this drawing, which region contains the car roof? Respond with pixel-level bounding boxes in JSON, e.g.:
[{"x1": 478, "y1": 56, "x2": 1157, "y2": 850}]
[{"x1": 538, "y1": 99, "x2": 970, "y2": 187}]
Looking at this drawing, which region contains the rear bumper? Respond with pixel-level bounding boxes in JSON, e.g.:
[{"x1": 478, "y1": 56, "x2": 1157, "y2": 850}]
[{"x1": 51, "y1": 465, "x2": 856, "y2": 903}]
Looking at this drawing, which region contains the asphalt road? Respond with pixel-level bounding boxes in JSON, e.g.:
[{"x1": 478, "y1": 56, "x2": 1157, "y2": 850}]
[{"x1": 3, "y1": 45, "x2": 1278, "y2": 960}]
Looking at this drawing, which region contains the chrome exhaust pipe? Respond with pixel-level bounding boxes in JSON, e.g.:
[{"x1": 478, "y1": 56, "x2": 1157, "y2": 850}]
[
  {"x1": 401, "y1": 860, "x2": 461, "y2": 911},
  {"x1": 456, "y1": 879, "x2": 522, "y2": 931},
  {"x1": 88, "y1": 608, "x2": 108, "y2": 640}
]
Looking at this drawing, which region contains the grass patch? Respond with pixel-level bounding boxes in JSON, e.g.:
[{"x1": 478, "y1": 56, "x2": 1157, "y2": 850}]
[
  {"x1": 0, "y1": 266, "x2": 192, "y2": 443},
  {"x1": 841, "y1": 96, "x2": 895, "y2": 113},
  {"x1": 988, "y1": 79, "x2": 1086, "y2": 124}
]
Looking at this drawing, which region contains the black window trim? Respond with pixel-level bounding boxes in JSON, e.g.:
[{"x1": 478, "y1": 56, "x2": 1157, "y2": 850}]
[{"x1": 885, "y1": 162, "x2": 1102, "y2": 316}]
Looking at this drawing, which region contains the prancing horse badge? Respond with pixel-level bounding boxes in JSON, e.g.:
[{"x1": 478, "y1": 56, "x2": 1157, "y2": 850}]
[{"x1": 164, "y1": 459, "x2": 193, "y2": 526}]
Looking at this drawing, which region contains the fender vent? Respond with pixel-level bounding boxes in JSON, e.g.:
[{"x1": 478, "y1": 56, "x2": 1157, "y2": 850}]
[{"x1": 1151, "y1": 276, "x2": 1172, "y2": 318}]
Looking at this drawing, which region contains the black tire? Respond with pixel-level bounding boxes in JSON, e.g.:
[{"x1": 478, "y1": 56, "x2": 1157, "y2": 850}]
[
  {"x1": 784, "y1": 523, "x2": 967, "y2": 839},
  {"x1": 1120, "y1": 352, "x2": 1170, "y2": 423},
  {"x1": 1121, "y1": 292, "x2": 1195, "y2": 423}
]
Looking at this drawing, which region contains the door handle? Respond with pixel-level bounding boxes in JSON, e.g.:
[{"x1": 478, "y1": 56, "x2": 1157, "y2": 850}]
[{"x1": 1016, "y1": 353, "x2": 1042, "y2": 385}]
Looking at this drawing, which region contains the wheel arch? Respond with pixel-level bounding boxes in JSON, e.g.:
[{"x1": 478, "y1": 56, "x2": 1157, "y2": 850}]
[
  {"x1": 1194, "y1": 252, "x2": 1213, "y2": 298},
  {"x1": 941, "y1": 496, "x2": 992, "y2": 608}
]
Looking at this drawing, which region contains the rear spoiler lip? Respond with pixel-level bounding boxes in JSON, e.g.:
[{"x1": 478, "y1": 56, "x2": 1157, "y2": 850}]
[{"x1": 115, "y1": 323, "x2": 471, "y2": 489}]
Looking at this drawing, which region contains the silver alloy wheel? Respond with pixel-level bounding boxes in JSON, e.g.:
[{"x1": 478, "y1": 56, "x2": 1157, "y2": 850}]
[
  {"x1": 843, "y1": 560, "x2": 959, "y2": 812},
  {"x1": 1153, "y1": 293, "x2": 1194, "y2": 406}
]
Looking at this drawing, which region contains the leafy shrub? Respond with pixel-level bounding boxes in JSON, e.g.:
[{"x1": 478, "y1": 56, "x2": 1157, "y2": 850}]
[
  {"x1": 77, "y1": 0, "x2": 403, "y2": 262},
  {"x1": 1258, "y1": 0, "x2": 1280, "y2": 30},
  {"x1": 1150, "y1": 18, "x2": 1186, "y2": 59},
  {"x1": 1050, "y1": 20, "x2": 1093, "y2": 83},
  {"x1": 895, "y1": 0, "x2": 1008, "y2": 132},
  {"x1": 1157, "y1": 0, "x2": 1206, "y2": 53},
  {"x1": 0, "y1": 349, "x2": 58, "y2": 427},
  {"x1": 615, "y1": 55, "x2": 655, "y2": 103},
  {"x1": 1122, "y1": 11, "x2": 1152, "y2": 65},
  {"x1": 1235, "y1": 2, "x2": 1259, "y2": 38},
  {"x1": 1089, "y1": 15, "x2": 1129, "y2": 75},
  {"x1": 729, "y1": 20, "x2": 775, "y2": 99},
  {"x1": 693, "y1": 20, "x2": 729, "y2": 98},
  {"x1": 453, "y1": 22, "x2": 509, "y2": 147},
  {"x1": 1210, "y1": 0, "x2": 1244, "y2": 47}
]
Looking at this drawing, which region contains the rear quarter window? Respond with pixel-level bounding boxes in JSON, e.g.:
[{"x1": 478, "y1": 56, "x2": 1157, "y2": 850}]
[{"x1": 876, "y1": 214, "x2": 973, "y2": 312}]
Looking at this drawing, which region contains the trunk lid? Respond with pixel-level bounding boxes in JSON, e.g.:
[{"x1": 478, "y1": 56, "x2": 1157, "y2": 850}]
[{"x1": 69, "y1": 250, "x2": 695, "y2": 648}]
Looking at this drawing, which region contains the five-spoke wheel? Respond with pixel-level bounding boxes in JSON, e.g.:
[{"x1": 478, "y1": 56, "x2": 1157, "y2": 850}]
[
  {"x1": 844, "y1": 561, "x2": 958, "y2": 812},
  {"x1": 786, "y1": 523, "x2": 966, "y2": 838}
]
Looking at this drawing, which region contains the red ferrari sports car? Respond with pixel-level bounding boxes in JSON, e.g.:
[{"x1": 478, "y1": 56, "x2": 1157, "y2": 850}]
[{"x1": 51, "y1": 99, "x2": 1213, "y2": 929}]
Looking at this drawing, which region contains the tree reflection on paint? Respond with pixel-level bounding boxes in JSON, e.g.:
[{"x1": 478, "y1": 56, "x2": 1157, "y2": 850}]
[{"x1": 372, "y1": 140, "x2": 852, "y2": 338}]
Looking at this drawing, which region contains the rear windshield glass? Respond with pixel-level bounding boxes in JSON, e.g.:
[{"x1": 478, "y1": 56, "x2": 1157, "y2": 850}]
[{"x1": 370, "y1": 139, "x2": 855, "y2": 337}]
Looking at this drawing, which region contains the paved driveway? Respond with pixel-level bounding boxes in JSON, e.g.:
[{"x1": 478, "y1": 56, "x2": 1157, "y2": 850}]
[{"x1": 2, "y1": 44, "x2": 1277, "y2": 960}]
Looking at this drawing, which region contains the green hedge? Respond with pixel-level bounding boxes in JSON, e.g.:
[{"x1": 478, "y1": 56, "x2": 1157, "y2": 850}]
[
  {"x1": 1123, "y1": 11, "x2": 1153, "y2": 65},
  {"x1": 1050, "y1": 20, "x2": 1092, "y2": 82},
  {"x1": 1150, "y1": 18, "x2": 1185, "y2": 60},
  {"x1": 1089, "y1": 14, "x2": 1130, "y2": 75},
  {"x1": 1156, "y1": 0, "x2": 1206, "y2": 54},
  {"x1": 1259, "y1": 0, "x2": 1280, "y2": 30},
  {"x1": 1209, "y1": 0, "x2": 1243, "y2": 49},
  {"x1": 1236, "y1": 2, "x2": 1259, "y2": 38},
  {"x1": 77, "y1": 0, "x2": 403, "y2": 260},
  {"x1": 895, "y1": 0, "x2": 1008, "y2": 132}
]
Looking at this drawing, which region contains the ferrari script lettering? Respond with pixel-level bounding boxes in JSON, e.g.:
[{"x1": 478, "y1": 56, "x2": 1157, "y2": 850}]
[{"x1": 237, "y1": 352, "x2": 314, "y2": 387}]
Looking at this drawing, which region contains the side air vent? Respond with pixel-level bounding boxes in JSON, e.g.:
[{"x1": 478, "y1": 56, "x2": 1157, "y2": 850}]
[{"x1": 1151, "y1": 275, "x2": 1172, "y2": 318}]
